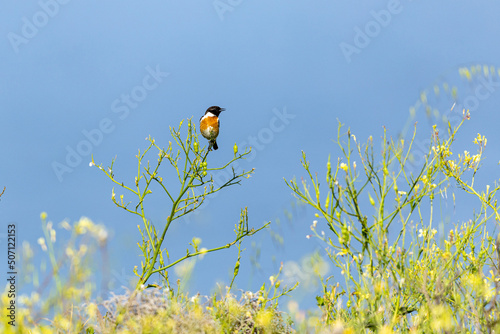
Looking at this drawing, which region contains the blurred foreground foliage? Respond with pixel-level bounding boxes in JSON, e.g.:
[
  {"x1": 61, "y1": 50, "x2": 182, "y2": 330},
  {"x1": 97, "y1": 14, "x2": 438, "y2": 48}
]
[{"x1": 0, "y1": 214, "x2": 295, "y2": 334}]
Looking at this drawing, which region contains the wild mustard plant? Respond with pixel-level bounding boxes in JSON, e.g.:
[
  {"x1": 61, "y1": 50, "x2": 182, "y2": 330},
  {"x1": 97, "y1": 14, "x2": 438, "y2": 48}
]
[
  {"x1": 286, "y1": 112, "x2": 500, "y2": 333},
  {"x1": 91, "y1": 118, "x2": 267, "y2": 290}
]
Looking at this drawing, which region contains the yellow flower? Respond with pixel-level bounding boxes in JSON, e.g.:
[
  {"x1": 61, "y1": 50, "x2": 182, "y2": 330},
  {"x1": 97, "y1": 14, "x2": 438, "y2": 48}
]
[
  {"x1": 430, "y1": 305, "x2": 454, "y2": 332},
  {"x1": 37, "y1": 238, "x2": 47, "y2": 251},
  {"x1": 474, "y1": 133, "x2": 487, "y2": 146},
  {"x1": 256, "y1": 310, "x2": 272, "y2": 328},
  {"x1": 379, "y1": 325, "x2": 393, "y2": 334}
]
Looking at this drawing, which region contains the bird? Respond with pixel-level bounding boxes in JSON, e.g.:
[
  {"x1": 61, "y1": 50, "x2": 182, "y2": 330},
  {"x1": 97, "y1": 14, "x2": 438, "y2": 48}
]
[{"x1": 200, "y1": 106, "x2": 225, "y2": 151}]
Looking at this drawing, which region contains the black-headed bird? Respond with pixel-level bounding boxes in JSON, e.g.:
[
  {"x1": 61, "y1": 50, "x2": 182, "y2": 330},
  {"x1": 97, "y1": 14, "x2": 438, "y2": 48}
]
[{"x1": 200, "y1": 106, "x2": 225, "y2": 150}]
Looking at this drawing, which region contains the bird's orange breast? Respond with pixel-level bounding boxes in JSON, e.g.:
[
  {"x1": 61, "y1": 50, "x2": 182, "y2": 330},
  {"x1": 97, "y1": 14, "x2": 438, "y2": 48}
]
[{"x1": 200, "y1": 115, "x2": 219, "y2": 139}]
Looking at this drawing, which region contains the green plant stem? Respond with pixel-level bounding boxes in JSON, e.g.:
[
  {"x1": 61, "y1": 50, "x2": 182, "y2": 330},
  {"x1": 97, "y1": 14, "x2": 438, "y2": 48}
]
[{"x1": 138, "y1": 150, "x2": 210, "y2": 287}]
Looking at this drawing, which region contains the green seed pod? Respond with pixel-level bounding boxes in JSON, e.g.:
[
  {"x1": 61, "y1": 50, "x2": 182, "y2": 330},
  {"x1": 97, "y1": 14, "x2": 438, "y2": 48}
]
[
  {"x1": 326, "y1": 157, "x2": 331, "y2": 182},
  {"x1": 342, "y1": 224, "x2": 349, "y2": 243},
  {"x1": 233, "y1": 261, "x2": 240, "y2": 276},
  {"x1": 369, "y1": 193, "x2": 375, "y2": 206}
]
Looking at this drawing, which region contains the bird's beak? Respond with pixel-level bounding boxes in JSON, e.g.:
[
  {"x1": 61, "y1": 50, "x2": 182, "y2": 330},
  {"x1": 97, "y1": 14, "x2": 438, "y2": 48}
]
[{"x1": 220, "y1": 108, "x2": 226, "y2": 111}]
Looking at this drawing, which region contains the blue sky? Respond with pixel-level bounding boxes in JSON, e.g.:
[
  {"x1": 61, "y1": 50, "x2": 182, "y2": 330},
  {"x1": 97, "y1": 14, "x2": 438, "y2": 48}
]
[{"x1": 2, "y1": 0, "x2": 500, "y2": 312}]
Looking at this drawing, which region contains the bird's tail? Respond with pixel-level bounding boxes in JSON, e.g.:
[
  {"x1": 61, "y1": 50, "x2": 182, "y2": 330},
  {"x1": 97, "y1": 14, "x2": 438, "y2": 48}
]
[{"x1": 212, "y1": 140, "x2": 218, "y2": 150}]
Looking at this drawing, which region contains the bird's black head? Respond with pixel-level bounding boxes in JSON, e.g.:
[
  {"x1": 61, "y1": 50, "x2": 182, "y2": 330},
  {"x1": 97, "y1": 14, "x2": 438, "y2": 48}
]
[{"x1": 206, "y1": 106, "x2": 225, "y2": 116}]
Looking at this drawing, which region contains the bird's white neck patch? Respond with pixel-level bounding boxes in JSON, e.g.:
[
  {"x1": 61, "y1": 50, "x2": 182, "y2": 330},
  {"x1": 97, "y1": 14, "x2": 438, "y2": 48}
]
[{"x1": 205, "y1": 112, "x2": 216, "y2": 117}]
